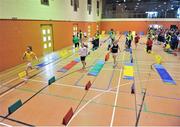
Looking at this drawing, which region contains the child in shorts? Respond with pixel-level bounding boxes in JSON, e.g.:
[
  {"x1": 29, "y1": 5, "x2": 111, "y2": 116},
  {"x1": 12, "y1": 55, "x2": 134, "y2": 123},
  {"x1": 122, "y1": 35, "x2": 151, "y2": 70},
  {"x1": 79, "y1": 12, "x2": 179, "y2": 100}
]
[
  {"x1": 110, "y1": 40, "x2": 121, "y2": 68},
  {"x1": 23, "y1": 46, "x2": 38, "y2": 78},
  {"x1": 79, "y1": 43, "x2": 88, "y2": 69},
  {"x1": 134, "y1": 34, "x2": 140, "y2": 49}
]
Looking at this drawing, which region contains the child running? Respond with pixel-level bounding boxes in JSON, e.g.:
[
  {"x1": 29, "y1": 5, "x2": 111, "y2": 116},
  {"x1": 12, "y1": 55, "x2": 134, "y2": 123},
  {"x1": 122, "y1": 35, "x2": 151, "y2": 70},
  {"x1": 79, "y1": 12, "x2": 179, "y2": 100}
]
[
  {"x1": 22, "y1": 46, "x2": 38, "y2": 79},
  {"x1": 146, "y1": 37, "x2": 153, "y2": 53},
  {"x1": 79, "y1": 43, "x2": 88, "y2": 69},
  {"x1": 73, "y1": 35, "x2": 79, "y2": 49},
  {"x1": 110, "y1": 40, "x2": 121, "y2": 68},
  {"x1": 134, "y1": 33, "x2": 140, "y2": 49}
]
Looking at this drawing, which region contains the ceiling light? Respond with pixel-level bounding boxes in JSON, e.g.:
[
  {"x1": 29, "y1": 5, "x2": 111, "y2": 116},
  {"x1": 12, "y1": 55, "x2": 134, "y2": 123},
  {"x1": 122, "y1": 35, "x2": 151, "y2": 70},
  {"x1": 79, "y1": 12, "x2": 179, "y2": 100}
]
[{"x1": 164, "y1": 2, "x2": 166, "y2": 4}]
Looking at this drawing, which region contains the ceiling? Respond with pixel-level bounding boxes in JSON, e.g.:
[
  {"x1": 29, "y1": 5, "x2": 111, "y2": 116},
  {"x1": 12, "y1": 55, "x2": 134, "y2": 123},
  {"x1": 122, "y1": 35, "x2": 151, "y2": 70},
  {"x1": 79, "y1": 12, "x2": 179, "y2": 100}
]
[{"x1": 103, "y1": 0, "x2": 180, "y2": 13}]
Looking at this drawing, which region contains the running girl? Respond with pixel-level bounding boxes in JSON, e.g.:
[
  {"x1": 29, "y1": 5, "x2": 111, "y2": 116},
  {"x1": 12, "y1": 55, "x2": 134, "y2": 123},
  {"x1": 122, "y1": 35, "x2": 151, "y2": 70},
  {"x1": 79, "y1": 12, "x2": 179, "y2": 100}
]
[{"x1": 22, "y1": 46, "x2": 38, "y2": 78}]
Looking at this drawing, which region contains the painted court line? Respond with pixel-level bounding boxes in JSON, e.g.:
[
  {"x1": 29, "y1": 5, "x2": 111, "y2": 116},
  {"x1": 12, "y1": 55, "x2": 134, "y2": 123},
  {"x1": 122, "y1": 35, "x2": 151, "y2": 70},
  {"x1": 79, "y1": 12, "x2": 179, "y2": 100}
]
[
  {"x1": 110, "y1": 51, "x2": 125, "y2": 127},
  {"x1": 0, "y1": 42, "x2": 107, "y2": 98},
  {"x1": 66, "y1": 69, "x2": 128, "y2": 126},
  {"x1": 0, "y1": 122, "x2": 13, "y2": 127},
  {"x1": 16, "y1": 83, "x2": 180, "y2": 119}
]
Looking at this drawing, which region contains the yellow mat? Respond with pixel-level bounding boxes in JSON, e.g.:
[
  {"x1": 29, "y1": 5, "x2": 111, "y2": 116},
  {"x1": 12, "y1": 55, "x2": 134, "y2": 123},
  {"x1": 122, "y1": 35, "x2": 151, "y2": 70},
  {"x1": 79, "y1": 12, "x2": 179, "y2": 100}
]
[{"x1": 123, "y1": 65, "x2": 134, "y2": 77}]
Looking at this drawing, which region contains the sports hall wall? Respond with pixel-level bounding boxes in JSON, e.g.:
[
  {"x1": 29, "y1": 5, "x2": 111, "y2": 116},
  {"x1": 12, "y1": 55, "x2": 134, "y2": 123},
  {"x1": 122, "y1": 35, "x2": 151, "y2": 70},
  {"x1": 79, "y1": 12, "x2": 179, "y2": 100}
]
[
  {"x1": 100, "y1": 19, "x2": 180, "y2": 34},
  {"x1": 0, "y1": 0, "x2": 102, "y2": 71}
]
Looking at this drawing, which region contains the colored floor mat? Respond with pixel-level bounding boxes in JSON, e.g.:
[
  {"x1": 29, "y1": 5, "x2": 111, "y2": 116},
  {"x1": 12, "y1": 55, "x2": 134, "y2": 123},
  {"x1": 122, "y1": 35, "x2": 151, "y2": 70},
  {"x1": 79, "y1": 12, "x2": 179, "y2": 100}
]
[
  {"x1": 123, "y1": 63, "x2": 134, "y2": 80},
  {"x1": 58, "y1": 58, "x2": 80, "y2": 73},
  {"x1": 88, "y1": 60, "x2": 105, "y2": 76},
  {"x1": 154, "y1": 64, "x2": 176, "y2": 85}
]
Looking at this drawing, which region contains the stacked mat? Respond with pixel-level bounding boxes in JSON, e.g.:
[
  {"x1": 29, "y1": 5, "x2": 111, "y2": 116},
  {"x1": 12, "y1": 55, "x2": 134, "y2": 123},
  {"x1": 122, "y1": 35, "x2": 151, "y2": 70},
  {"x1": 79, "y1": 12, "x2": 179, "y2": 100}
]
[
  {"x1": 123, "y1": 63, "x2": 134, "y2": 80},
  {"x1": 58, "y1": 58, "x2": 80, "y2": 73},
  {"x1": 154, "y1": 64, "x2": 176, "y2": 85},
  {"x1": 88, "y1": 60, "x2": 105, "y2": 76}
]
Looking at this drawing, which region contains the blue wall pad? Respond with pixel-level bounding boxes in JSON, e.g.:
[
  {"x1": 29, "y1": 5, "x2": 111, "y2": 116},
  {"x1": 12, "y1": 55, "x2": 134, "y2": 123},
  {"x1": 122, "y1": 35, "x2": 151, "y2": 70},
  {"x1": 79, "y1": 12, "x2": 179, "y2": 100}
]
[
  {"x1": 154, "y1": 64, "x2": 176, "y2": 85},
  {"x1": 88, "y1": 60, "x2": 105, "y2": 76}
]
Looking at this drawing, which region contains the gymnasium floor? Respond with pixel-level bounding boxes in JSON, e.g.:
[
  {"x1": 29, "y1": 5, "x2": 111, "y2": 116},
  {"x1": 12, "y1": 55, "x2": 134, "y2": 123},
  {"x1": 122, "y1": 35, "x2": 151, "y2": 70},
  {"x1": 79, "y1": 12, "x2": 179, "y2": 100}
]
[{"x1": 0, "y1": 35, "x2": 180, "y2": 126}]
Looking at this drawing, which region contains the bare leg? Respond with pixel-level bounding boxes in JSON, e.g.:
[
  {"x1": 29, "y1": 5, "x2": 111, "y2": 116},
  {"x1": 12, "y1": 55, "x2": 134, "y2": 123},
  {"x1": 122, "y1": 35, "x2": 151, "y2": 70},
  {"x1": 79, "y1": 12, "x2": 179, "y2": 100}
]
[
  {"x1": 113, "y1": 55, "x2": 117, "y2": 68},
  {"x1": 135, "y1": 43, "x2": 137, "y2": 49},
  {"x1": 82, "y1": 61, "x2": 86, "y2": 69},
  {"x1": 26, "y1": 66, "x2": 33, "y2": 78}
]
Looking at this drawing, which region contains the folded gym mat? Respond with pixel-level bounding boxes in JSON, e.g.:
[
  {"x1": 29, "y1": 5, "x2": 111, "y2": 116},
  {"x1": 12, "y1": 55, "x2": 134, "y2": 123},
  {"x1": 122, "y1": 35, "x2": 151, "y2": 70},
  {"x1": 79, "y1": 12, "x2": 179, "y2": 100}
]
[
  {"x1": 58, "y1": 58, "x2": 80, "y2": 73},
  {"x1": 88, "y1": 60, "x2": 105, "y2": 76},
  {"x1": 154, "y1": 64, "x2": 176, "y2": 85},
  {"x1": 123, "y1": 63, "x2": 134, "y2": 80}
]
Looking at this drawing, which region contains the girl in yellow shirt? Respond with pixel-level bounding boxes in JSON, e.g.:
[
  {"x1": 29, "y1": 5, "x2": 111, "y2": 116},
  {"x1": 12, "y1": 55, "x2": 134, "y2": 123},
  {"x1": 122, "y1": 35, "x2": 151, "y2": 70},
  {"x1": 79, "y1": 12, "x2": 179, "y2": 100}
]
[{"x1": 23, "y1": 46, "x2": 38, "y2": 78}]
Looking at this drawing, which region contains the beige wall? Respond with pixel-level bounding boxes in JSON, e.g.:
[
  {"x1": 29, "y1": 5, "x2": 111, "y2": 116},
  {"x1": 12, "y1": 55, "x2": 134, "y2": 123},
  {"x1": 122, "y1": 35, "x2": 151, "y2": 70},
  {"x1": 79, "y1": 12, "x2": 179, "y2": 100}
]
[{"x1": 0, "y1": 0, "x2": 102, "y2": 21}]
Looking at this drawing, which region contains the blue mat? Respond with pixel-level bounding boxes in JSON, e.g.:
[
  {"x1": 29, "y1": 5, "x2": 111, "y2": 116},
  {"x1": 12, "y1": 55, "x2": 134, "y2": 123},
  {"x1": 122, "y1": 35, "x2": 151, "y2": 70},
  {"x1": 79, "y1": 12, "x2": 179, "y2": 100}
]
[
  {"x1": 74, "y1": 58, "x2": 80, "y2": 62},
  {"x1": 36, "y1": 55, "x2": 60, "y2": 68},
  {"x1": 124, "y1": 76, "x2": 134, "y2": 80},
  {"x1": 88, "y1": 60, "x2": 105, "y2": 76},
  {"x1": 154, "y1": 64, "x2": 176, "y2": 85},
  {"x1": 58, "y1": 68, "x2": 68, "y2": 73}
]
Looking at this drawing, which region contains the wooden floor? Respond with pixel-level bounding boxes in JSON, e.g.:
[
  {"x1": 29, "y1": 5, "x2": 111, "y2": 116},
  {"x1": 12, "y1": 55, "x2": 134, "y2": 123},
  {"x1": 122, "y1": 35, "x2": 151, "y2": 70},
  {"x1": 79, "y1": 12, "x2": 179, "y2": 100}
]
[{"x1": 0, "y1": 35, "x2": 180, "y2": 126}]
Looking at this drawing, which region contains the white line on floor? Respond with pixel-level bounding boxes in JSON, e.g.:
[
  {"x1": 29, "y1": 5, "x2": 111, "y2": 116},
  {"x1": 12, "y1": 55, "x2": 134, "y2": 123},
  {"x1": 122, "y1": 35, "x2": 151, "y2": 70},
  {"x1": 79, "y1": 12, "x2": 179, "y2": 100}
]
[
  {"x1": 110, "y1": 51, "x2": 125, "y2": 127},
  {"x1": 0, "y1": 122, "x2": 13, "y2": 127}
]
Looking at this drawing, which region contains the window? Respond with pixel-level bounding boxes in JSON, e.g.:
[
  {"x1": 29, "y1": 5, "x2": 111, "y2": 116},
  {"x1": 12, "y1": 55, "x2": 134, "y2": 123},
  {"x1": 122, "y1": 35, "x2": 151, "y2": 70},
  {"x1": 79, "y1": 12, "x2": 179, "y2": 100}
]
[
  {"x1": 87, "y1": 0, "x2": 92, "y2": 15},
  {"x1": 177, "y1": 7, "x2": 180, "y2": 18},
  {"x1": 71, "y1": 0, "x2": 79, "y2": 12},
  {"x1": 70, "y1": 0, "x2": 73, "y2": 6},
  {"x1": 41, "y1": 0, "x2": 49, "y2": 6},
  {"x1": 97, "y1": 1, "x2": 100, "y2": 16}
]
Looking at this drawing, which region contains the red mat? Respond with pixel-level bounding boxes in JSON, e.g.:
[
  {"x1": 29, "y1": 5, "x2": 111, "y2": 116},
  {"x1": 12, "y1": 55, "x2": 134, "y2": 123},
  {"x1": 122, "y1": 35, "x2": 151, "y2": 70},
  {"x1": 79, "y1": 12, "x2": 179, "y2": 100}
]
[{"x1": 64, "y1": 61, "x2": 78, "y2": 70}]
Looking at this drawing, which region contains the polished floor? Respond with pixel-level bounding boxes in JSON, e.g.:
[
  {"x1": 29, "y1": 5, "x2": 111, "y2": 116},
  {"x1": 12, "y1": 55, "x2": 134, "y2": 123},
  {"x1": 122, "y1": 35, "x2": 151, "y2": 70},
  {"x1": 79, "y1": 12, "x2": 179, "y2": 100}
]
[{"x1": 0, "y1": 35, "x2": 180, "y2": 126}]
